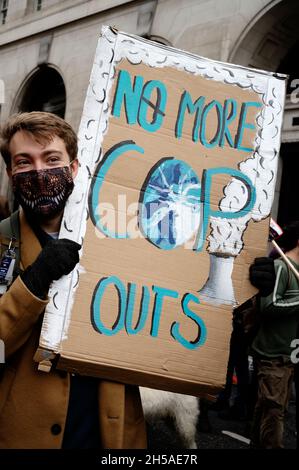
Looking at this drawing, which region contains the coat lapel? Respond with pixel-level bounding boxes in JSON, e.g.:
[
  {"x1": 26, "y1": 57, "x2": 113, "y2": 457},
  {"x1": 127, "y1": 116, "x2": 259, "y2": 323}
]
[{"x1": 19, "y1": 209, "x2": 42, "y2": 269}]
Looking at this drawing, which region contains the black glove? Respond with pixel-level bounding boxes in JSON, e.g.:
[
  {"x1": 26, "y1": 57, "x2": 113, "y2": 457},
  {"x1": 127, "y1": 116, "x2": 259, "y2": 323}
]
[
  {"x1": 21, "y1": 239, "x2": 81, "y2": 298},
  {"x1": 249, "y1": 256, "x2": 275, "y2": 297}
]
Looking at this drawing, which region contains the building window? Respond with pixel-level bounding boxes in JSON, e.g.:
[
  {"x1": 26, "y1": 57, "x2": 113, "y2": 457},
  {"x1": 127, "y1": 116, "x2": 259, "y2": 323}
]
[
  {"x1": 26, "y1": 0, "x2": 42, "y2": 14},
  {"x1": 16, "y1": 66, "x2": 66, "y2": 118},
  {"x1": 0, "y1": 0, "x2": 8, "y2": 25}
]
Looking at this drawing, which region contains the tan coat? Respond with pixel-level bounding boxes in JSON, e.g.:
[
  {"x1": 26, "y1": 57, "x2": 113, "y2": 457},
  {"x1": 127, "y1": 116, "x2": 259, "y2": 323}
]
[{"x1": 0, "y1": 211, "x2": 147, "y2": 449}]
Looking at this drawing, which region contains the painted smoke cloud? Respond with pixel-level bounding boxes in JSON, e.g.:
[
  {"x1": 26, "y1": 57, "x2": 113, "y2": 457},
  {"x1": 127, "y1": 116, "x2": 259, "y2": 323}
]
[{"x1": 200, "y1": 87, "x2": 282, "y2": 305}]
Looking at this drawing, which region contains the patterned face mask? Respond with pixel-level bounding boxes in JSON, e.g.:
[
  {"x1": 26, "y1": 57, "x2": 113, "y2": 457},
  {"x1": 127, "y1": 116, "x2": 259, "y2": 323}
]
[{"x1": 12, "y1": 166, "x2": 74, "y2": 219}]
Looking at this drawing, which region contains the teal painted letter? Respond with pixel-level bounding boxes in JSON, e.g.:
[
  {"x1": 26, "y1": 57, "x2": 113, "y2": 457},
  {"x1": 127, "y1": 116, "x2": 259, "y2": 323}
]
[
  {"x1": 151, "y1": 286, "x2": 179, "y2": 337},
  {"x1": 171, "y1": 293, "x2": 206, "y2": 349},
  {"x1": 194, "y1": 167, "x2": 256, "y2": 251},
  {"x1": 91, "y1": 276, "x2": 127, "y2": 336},
  {"x1": 112, "y1": 70, "x2": 144, "y2": 125},
  {"x1": 138, "y1": 80, "x2": 167, "y2": 132},
  {"x1": 235, "y1": 101, "x2": 262, "y2": 152}
]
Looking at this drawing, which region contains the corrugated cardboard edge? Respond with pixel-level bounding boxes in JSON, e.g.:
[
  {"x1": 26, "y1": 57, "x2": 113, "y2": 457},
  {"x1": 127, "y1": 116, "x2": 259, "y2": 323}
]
[{"x1": 57, "y1": 354, "x2": 220, "y2": 398}]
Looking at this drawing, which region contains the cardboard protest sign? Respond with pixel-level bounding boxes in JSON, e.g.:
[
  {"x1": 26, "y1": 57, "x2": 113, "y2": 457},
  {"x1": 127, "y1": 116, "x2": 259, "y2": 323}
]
[{"x1": 35, "y1": 26, "x2": 286, "y2": 395}]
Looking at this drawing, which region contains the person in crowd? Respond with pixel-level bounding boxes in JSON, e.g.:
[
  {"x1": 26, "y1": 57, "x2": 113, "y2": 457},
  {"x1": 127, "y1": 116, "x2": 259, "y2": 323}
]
[
  {"x1": 0, "y1": 111, "x2": 146, "y2": 449},
  {"x1": 211, "y1": 257, "x2": 275, "y2": 423},
  {"x1": 214, "y1": 311, "x2": 251, "y2": 421},
  {"x1": 250, "y1": 235, "x2": 299, "y2": 449},
  {"x1": 249, "y1": 221, "x2": 299, "y2": 448}
]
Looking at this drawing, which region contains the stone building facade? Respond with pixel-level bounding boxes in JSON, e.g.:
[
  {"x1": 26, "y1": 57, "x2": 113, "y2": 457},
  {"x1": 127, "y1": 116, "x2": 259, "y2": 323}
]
[{"x1": 0, "y1": 0, "x2": 299, "y2": 224}]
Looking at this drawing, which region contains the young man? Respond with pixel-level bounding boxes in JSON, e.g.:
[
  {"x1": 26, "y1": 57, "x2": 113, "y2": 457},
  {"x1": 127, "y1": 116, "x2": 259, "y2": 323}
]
[
  {"x1": 0, "y1": 112, "x2": 146, "y2": 449},
  {"x1": 249, "y1": 222, "x2": 299, "y2": 449}
]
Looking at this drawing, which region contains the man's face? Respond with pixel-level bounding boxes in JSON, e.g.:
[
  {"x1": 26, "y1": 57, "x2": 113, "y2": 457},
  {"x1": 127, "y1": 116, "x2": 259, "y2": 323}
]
[
  {"x1": 7, "y1": 130, "x2": 78, "y2": 218},
  {"x1": 8, "y1": 130, "x2": 78, "y2": 176}
]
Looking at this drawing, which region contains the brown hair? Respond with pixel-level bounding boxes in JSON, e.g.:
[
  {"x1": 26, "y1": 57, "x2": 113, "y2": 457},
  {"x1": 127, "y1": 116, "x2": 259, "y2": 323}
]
[
  {"x1": 0, "y1": 112, "x2": 78, "y2": 168},
  {"x1": 277, "y1": 220, "x2": 299, "y2": 252}
]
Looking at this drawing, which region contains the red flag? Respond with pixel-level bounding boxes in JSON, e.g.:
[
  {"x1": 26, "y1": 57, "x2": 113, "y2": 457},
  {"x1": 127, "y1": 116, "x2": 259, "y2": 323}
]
[
  {"x1": 269, "y1": 218, "x2": 299, "y2": 281},
  {"x1": 269, "y1": 218, "x2": 283, "y2": 241}
]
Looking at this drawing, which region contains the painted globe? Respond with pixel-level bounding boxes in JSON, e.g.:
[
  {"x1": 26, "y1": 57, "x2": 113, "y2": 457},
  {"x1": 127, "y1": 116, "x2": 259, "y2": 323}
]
[{"x1": 139, "y1": 158, "x2": 201, "y2": 250}]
